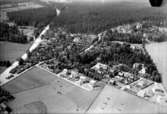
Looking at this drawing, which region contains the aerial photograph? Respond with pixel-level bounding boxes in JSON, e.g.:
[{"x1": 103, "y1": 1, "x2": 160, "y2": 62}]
[{"x1": 0, "y1": 0, "x2": 167, "y2": 113}]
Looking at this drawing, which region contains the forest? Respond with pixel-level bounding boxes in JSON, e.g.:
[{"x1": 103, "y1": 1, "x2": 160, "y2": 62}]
[{"x1": 7, "y1": 1, "x2": 167, "y2": 34}]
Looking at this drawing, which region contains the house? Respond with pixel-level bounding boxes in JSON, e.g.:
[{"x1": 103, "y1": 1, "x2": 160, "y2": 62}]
[
  {"x1": 7, "y1": 22, "x2": 16, "y2": 27},
  {"x1": 133, "y1": 63, "x2": 143, "y2": 70},
  {"x1": 0, "y1": 103, "x2": 12, "y2": 114},
  {"x1": 73, "y1": 37, "x2": 80, "y2": 43},
  {"x1": 139, "y1": 64, "x2": 146, "y2": 74},
  {"x1": 19, "y1": 26, "x2": 36, "y2": 41},
  {"x1": 91, "y1": 63, "x2": 109, "y2": 74}
]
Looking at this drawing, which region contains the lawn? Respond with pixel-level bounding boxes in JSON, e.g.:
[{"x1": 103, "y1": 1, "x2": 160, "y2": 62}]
[{"x1": 2, "y1": 66, "x2": 103, "y2": 113}]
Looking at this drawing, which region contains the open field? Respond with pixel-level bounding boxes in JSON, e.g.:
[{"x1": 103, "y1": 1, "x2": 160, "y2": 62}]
[
  {"x1": 2, "y1": 67, "x2": 103, "y2": 113},
  {"x1": 146, "y1": 42, "x2": 167, "y2": 90},
  {"x1": 0, "y1": 66, "x2": 6, "y2": 73},
  {"x1": 87, "y1": 85, "x2": 167, "y2": 113},
  {"x1": 0, "y1": 2, "x2": 44, "y2": 12},
  {"x1": 0, "y1": 0, "x2": 32, "y2": 5},
  {"x1": 0, "y1": 41, "x2": 31, "y2": 62}
]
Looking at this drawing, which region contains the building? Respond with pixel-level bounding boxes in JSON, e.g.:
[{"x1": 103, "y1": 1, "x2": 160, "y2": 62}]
[{"x1": 91, "y1": 63, "x2": 109, "y2": 74}]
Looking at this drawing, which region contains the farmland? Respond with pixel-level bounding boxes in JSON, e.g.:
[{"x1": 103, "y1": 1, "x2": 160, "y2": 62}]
[
  {"x1": 87, "y1": 85, "x2": 167, "y2": 113},
  {"x1": 146, "y1": 42, "x2": 167, "y2": 89},
  {"x1": 0, "y1": 41, "x2": 31, "y2": 62},
  {"x1": 0, "y1": 2, "x2": 43, "y2": 12},
  {"x1": 0, "y1": 66, "x2": 6, "y2": 73},
  {"x1": 2, "y1": 66, "x2": 103, "y2": 113}
]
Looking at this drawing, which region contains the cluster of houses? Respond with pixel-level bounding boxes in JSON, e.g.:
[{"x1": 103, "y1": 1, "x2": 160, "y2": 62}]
[
  {"x1": 123, "y1": 78, "x2": 167, "y2": 105},
  {"x1": 91, "y1": 63, "x2": 140, "y2": 87},
  {"x1": 57, "y1": 69, "x2": 97, "y2": 91},
  {"x1": 110, "y1": 22, "x2": 143, "y2": 34},
  {"x1": 39, "y1": 60, "x2": 98, "y2": 91},
  {"x1": 18, "y1": 26, "x2": 36, "y2": 41},
  {"x1": 90, "y1": 62, "x2": 167, "y2": 105},
  {"x1": 137, "y1": 83, "x2": 167, "y2": 105}
]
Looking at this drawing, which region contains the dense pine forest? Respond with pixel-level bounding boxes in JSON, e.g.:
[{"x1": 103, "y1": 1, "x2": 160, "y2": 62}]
[{"x1": 7, "y1": 1, "x2": 167, "y2": 33}]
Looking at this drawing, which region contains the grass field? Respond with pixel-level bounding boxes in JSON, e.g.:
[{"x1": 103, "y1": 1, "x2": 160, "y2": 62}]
[
  {"x1": 0, "y1": 41, "x2": 31, "y2": 62},
  {"x1": 0, "y1": 66, "x2": 6, "y2": 74},
  {"x1": 2, "y1": 67, "x2": 103, "y2": 113},
  {"x1": 146, "y1": 42, "x2": 167, "y2": 90},
  {"x1": 87, "y1": 85, "x2": 167, "y2": 113}
]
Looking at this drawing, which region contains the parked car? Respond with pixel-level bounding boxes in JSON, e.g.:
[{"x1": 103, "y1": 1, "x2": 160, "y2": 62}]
[{"x1": 6, "y1": 75, "x2": 14, "y2": 80}]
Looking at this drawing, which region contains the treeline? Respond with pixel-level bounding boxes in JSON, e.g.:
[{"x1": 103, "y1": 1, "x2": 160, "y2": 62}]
[
  {"x1": 0, "y1": 0, "x2": 32, "y2": 5},
  {"x1": 0, "y1": 61, "x2": 11, "y2": 67},
  {"x1": 103, "y1": 30, "x2": 143, "y2": 44},
  {"x1": 0, "y1": 87, "x2": 15, "y2": 102},
  {"x1": 8, "y1": 7, "x2": 57, "y2": 28},
  {"x1": 147, "y1": 33, "x2": 167, "y2": 42},
  {"x1": 0, "y1": 23, "x2": 28, "y2": 43}
]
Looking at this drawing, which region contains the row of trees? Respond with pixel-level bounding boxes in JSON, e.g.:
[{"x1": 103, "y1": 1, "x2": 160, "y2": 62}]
[
  {"x1": 0, "y1": 87, "x2": 14, "y2": 113},
  {"x1": 147, "y1": 33, "x2": 167, "y2": 42},
  {"x1": 103, "y1": 30, "x2": 143, "y2": 44},
  {"x1": 0, "y1": 61, "x2": 11, "y2": 67},
  {"x1": 0, "y1": 87, "x2": 14, "y2": 102},
  {"x1": 8, "y1": 7, "x2": 57, "y2": 28}
]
